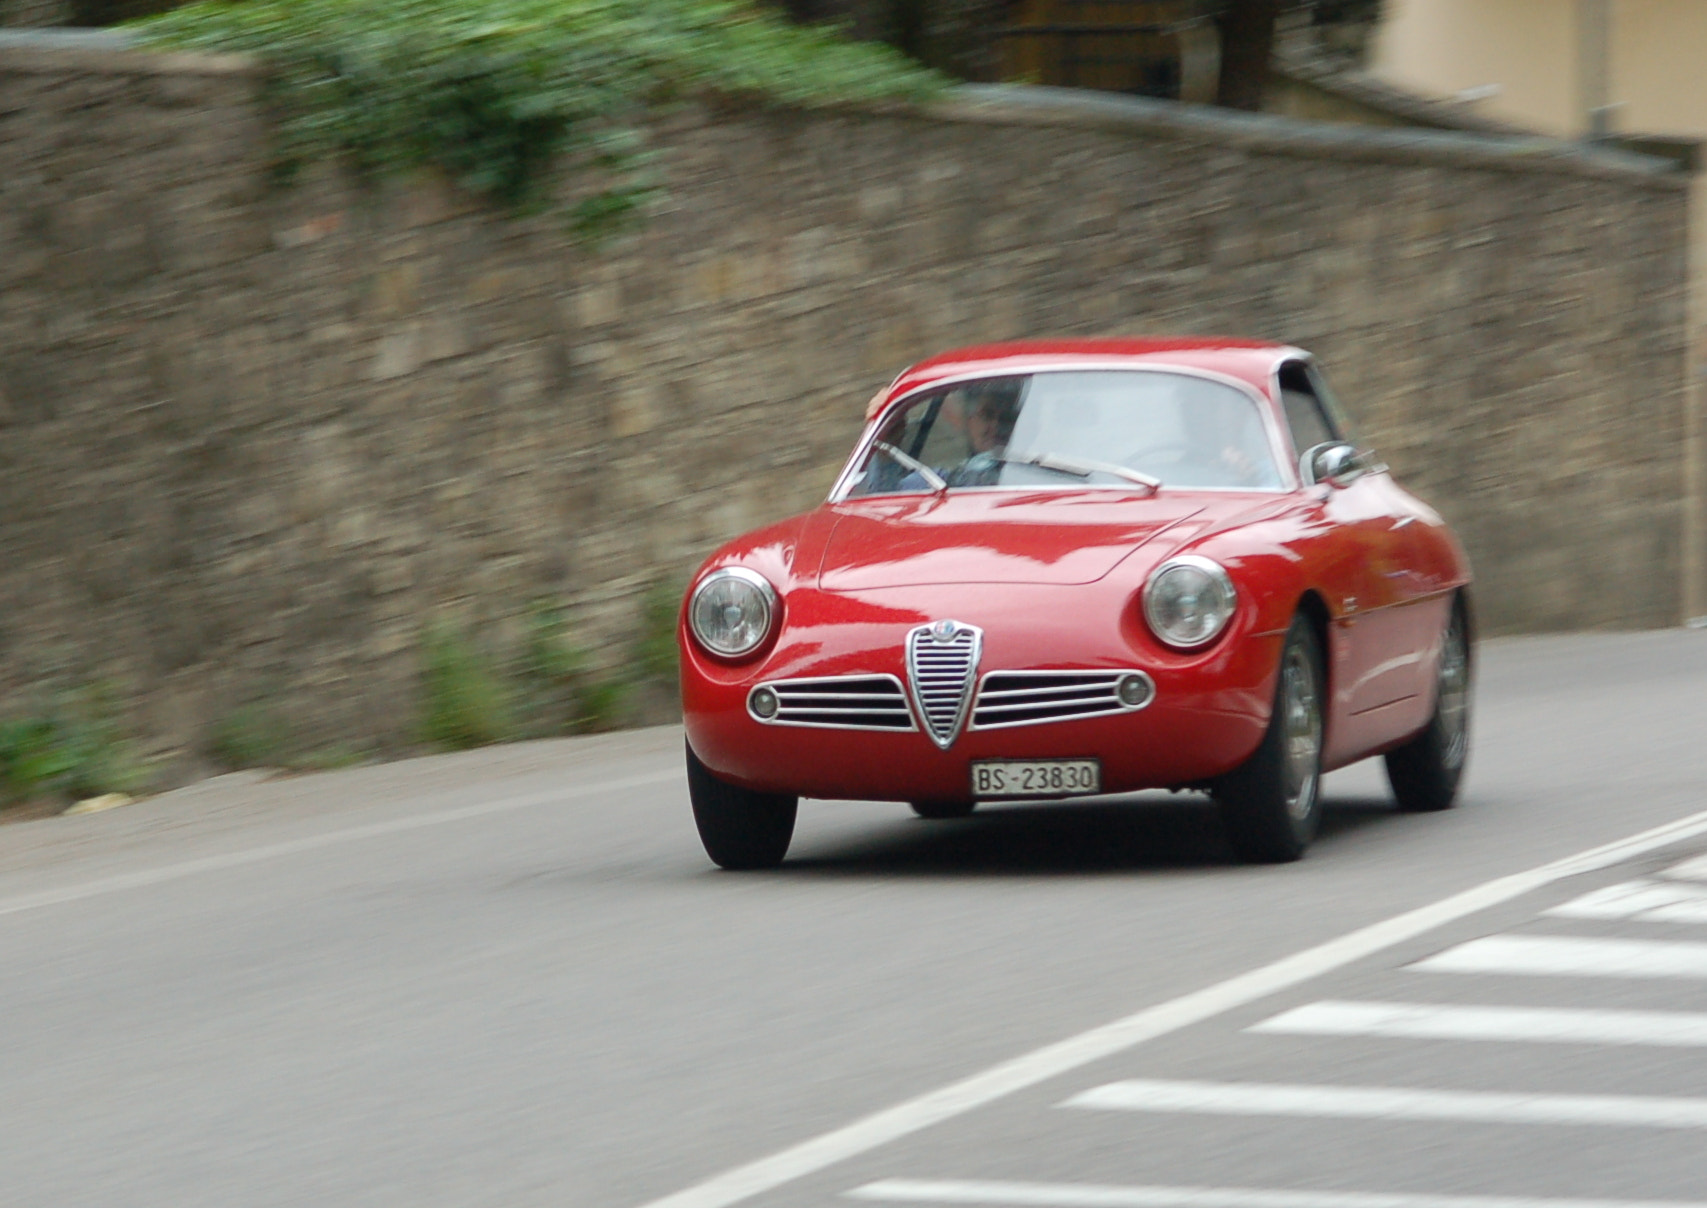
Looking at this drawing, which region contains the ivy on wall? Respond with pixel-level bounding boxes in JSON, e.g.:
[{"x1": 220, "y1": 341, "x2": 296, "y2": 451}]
[{"x1": 134, "y1": 0, "x2": 946, "y2": 234}]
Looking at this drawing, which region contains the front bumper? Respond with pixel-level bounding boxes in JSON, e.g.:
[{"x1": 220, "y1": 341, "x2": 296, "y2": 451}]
[{"x1": 682, "y1": 588, "x2": 1282, "y2": 801}]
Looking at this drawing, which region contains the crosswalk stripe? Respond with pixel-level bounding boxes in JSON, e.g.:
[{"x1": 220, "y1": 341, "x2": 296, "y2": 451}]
[
  {"x1": 1250, "y1": 1001, "x2": 1707, "y2": 1047},
  {"x1": 846, "y1": 1179, "x2": 1707, "y2": 1208},
  {"x1": 639, "y1": 807, "x2": 1707, "y2": 1208},
  {"x1": 1661, "y1": 854, "x2": 1707, "y2": 882},
  {"x1": 1061, "y1": 1079, "x2": 1707, "y2": 1128},
  {"x1": 1547, "y1": 881, "x2": 1707, "y2": 923},
  {"x1": 1413, "y1": 935, "x2": 1707, "y2": 980}
]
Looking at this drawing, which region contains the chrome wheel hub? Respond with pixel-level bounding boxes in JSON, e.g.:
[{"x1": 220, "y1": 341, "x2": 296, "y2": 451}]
[
  {"x1": 1437, "y1": 614, "x2": 1469, "y2": 770},
  {"x1": 1280, "y1": 643, "x2": 1322, "y2": 823}
]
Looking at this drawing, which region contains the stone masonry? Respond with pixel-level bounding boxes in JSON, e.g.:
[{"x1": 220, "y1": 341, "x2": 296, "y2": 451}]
[{"x1": 0, "y1": 36, "x2": 1691, "y2": 769}]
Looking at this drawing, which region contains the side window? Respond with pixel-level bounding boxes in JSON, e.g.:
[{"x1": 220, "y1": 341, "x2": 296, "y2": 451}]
[
  {"x1": 1277, "y1": 361, "x2": 1340, "y2": 461},
  {"x1": 1303, "y1": 363, "x2": 1363, "y2": 449}
]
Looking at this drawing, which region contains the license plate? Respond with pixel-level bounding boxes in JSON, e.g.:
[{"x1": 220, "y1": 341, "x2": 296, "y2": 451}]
[{"x1": 971, "y1": 759, "x2": 1101, "y2": 798}]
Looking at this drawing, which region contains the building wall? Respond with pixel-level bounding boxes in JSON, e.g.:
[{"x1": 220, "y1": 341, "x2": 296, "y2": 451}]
[
  {"x1": 1373, "y1": 0, "x2": 1707, "y2": 621},
  {"x1": 0, "y1": 41, "x2": 1690, "y2": 767},
  {"x1": 1372, "y1": 0, "x2": 1707, "y2": 140}
]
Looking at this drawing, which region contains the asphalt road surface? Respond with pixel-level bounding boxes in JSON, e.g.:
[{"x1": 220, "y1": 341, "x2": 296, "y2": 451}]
[{"x1": 4, "y1": 631, "x2": 1707, "y2": 1208}]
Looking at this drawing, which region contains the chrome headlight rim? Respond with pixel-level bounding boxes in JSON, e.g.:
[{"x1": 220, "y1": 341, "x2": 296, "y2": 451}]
[
  {"x1": 1142, "y1": 555, "x2": 1238, "y2": 651},
  {"x1": 688, "y1": 567, "x2": 779, "y2": 659}
]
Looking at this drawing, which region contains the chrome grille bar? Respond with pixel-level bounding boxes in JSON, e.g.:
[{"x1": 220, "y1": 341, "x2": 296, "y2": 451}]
[
  {"x1": 906, "y1": 622, "x2": 982, "y2": 749},
  {"x1": 750, "y1": 675, "x2": 915, "y2": 731},
  {"x1": 971, "y1": 670, "x2": 1153, "y2": 730}
]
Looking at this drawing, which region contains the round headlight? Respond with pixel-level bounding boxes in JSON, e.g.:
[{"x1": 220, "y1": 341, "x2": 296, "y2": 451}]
[
  {"x1": 1143, "y1": 556, "x2": 1237, "y2": 650},
  {"x1": 689, "y1": 568, "x2": 778, "y2": 658}
]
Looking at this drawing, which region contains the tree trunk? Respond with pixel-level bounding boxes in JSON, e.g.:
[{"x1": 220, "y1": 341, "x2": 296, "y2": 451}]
[
  {"x1": 777, "y1": 0, "x2": 867, "y2": 27},
  {"x1": 1, "y1": 0, "x2": 73, "y2": 25},
  {"x1": 1215, "y1": 0, "x2": 1281, "y2": 111}
]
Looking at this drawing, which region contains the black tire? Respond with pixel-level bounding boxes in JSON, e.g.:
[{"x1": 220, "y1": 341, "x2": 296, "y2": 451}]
[
  {"x1": 1217, "y1": 615, "x2": 1325, "y2": 864},
  {"x1": 910, "y1": 799, "x2": 977, "y2": 820},
  {"x1": 1385, "y1": 602, "x2": 1471, "y2": 813},
  {"x1": 686, "y1": 742, "x2": 798, "y2": 870}
]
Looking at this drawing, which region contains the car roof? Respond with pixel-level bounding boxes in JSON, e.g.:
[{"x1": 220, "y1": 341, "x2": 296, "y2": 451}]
[{"x1": 884, "y1": 338, "x2": 1303, "y2": 402}]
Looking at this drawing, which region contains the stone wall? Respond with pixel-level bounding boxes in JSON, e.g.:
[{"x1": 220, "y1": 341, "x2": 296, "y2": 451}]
[{"x1": 0, "y1": 36, "x2": 1691, "y2": 769}]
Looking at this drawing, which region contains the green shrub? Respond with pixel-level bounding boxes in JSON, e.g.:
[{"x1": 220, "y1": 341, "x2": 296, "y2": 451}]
[
  {"x1": 132, "y1": 0, "x2": 946, "y2": 230},
  {"x1": 0, "y1": 719, "x2": 75, "y2": 803},
  {"x1": 419, "y1": 623, "x2": 515, "y2": 750},
  {"x1": 209, "y1": 702, "x2": 292, "y2": 770},
  {"x1": 290, "y1": 743, "x2": 369, "y2": 772},
  {"x1": 513, "y1": 600, "x2": 586, "y2": 735},
  {"x1": 514, "y1": 599, "x2": 636, "y2": 734},
  {"x1": 0, "y1": 691, "x2": 144, "y2": 805},
  {"x1": 634, "y1": 580, "x2": 683, "y2": 687},
  {"x1": 574, "y1": 676, "x2": 632, "y2": 732}
]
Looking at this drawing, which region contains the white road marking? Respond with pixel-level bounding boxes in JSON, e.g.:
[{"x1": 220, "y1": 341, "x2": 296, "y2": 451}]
[
  {"x1": 635, "y1": 805, "x2": 1707, "y2": 1208},
  {"x1": 1413, "y1": 935, "x2": 1707, "y2": 980},
  {"x1": 0, "y1": 769, "x2": 680, "y2": 920},
  {"x1": 1061, "y1": 1078, "x2": 1707, "y2": 1129},
  {"x1": 1252, "y1": 1001, "x2": 1707, "y2": 1047},
  {"x1": 845, "y1": 1179, "x2": 1707, "y2": 1208},
  {"x1": 1546, "y1": 880, "x2": 1707, "y2": 923},
  {"x1": 1662, "y1": 853, "x2": 1707, "y2": 882}
]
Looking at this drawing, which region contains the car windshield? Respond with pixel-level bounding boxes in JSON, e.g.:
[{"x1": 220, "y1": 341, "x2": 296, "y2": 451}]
[{"x1": 842, "y1": 369, "x2": 1284, "y2": 498}]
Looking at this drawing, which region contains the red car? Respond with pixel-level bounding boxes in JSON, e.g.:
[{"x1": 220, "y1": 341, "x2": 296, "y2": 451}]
[{"x1": 678, "y1": 339, "x2": 1472, "y2": 868}]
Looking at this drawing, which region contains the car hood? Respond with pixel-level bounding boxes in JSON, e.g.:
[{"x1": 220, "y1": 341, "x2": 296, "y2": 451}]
[{"x1": 816, "y1": 490, "x2": 1211, "y2": 590}]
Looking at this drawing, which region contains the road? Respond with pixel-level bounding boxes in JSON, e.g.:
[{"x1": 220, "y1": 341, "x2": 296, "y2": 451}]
[{"x1": 3, "y1": 631, "x2": 1707, "y2": 1208}]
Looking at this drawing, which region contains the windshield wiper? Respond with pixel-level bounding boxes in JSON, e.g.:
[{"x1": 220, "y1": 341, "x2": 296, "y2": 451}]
[
  {"x1": 999, "y1": 450, "x2": 1161, "y2": 491},
  {"x1": 871, "y1": 441, "x2": 948, "y2": 493}
]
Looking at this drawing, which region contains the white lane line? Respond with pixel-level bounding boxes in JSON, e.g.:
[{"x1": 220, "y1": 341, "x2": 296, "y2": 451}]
[
  {"x1": 635, "y1": 805, "x2": 1707, "y2": 1208},
  {"x1": 1061, "y1": 1078, "x2": 1707, "y2": 1129},
  {"x1": 1413, "y1": 935, "x2": 1707, "y2": 980},
  {"x1": 0, "y1": 769, "x2": 680, "y2": 920},
  {"x1": 1251, "y1": 1001, "x2": 1707, "y2": 1047},
  {"x1": 845, "y1": 1179, "x2": 1707, "y2": 1208},
  {"x1": 1662, "y1": 853, "x2": 1707, "y2": 882},
  {"x1": 1546, "y1": 881, "x2": 1707, "y2": 922}
]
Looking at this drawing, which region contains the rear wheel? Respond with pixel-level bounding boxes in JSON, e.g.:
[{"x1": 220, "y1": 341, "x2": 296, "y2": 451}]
[
  {"x1": 910, "y1": 799, "x2": 977, "y2": 820},
  {"x1": 686, "y1": 742, "x2": 798, "y2": 870},
  {"x1": 1385, "y1": 602, "x2": 1471, "y2": 813},
  {"x1": 1217, "y1": 615, "x2": 1324, "y2": 864}
]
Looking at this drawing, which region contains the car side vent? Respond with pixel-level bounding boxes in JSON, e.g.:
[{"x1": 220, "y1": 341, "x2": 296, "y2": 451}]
[
  {"x1": 971, "y1": 671, "x2": 1154, "y2": 730},
  {"x1": 906, "y1": 622, "x2": 983, "y2": 749},
  {"x1": 750, "y1": 675, "x2": 915, "y2": 731}
]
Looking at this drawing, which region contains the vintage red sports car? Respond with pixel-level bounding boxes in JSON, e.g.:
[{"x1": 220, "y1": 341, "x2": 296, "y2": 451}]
[{"x1": 677, "y1": 339, "x2": 1472, "y2": 868}]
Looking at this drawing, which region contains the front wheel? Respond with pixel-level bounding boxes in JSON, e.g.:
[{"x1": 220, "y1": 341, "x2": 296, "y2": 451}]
[
  {"x1": 686, "y1": 743, "x2": 798, "y2": 870},
  {"x1": 1385, "y1": 602, "x2": 1471, "y2": 813},
  {"x1": 1217, "y1": 615, "x2": 1325, "y2": 864}
]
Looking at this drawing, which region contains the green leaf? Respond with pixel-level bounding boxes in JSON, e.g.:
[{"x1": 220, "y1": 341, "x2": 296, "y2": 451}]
[{"x1": 130, "y1": 0, "x2": 946, "y2": 224}]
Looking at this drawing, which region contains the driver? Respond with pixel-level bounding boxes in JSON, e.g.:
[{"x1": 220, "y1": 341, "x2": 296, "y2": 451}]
[{"x1": 944, "y1": 380, "x2": 1019, "y2": 487}]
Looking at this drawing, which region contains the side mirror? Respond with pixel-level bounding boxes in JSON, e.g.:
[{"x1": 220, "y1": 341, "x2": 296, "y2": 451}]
[{"x1": 1303, "y1": 441, "x2": 1362, "y2": 488}]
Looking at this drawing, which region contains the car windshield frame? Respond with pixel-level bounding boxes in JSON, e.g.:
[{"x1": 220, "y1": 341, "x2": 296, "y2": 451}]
[{"x1": 829, "y1": 363, "x2": 1296, "y2": 503}]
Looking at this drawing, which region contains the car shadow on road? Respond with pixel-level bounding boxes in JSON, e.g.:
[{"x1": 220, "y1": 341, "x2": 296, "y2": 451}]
[{"x1": 779, "y1": 793, "x2": 1397, "y2": 877}]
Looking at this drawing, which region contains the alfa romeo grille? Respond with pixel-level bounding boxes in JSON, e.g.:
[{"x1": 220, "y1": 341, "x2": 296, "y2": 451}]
[
  {"x1": 750, "y1": 675, "x2": 914, "y2": 730},
  {"x1": 906, "y1": 622, "x2": 983, "y2": 749},
  {"x1": 971, "y1": 671, "x2": 1154, "y2": 730}
]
